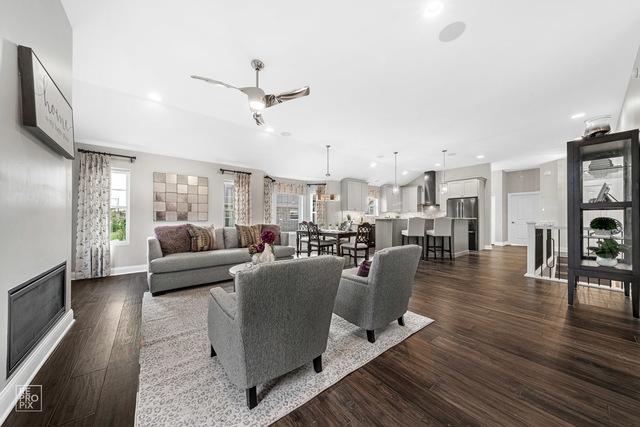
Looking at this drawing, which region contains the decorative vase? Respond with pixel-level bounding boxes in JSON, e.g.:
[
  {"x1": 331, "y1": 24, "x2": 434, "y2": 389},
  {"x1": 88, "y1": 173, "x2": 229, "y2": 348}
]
[
  {"x1": 596, "y1": 256, "x2": 617, "y2": 267},
  {"x1": 255, "y1": 244, "x2": 276, "y2": 264}
]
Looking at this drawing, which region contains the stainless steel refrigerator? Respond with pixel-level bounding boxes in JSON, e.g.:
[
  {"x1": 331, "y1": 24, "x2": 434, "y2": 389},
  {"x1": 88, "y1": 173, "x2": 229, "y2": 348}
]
[{"x1": 446, "y1": 197, "x2": 479, "y2": 251}]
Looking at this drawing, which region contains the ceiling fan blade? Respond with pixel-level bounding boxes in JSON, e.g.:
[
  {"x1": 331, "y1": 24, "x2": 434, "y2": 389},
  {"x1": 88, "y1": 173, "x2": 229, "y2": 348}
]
[
  {"x1": 190, "y1": 75, "x2": 240, "y2": 90},
  {"x1": 264, "y1": 86, "x2": 310, "y2": 108},
  {"x1": 253, "y1": 112, "x2": 265, "y2": 126}
]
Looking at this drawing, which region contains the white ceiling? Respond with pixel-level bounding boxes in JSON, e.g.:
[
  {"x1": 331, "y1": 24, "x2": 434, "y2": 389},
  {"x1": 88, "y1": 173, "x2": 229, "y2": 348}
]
[{"x1": 62, "y1": 0, "x2": 640, "y2": 184}]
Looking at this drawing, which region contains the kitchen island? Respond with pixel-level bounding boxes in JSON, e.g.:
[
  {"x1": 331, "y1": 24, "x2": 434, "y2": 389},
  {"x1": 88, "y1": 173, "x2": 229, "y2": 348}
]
[{"x1": 374, "y1": 216, "x2": 473, "y2": 258}]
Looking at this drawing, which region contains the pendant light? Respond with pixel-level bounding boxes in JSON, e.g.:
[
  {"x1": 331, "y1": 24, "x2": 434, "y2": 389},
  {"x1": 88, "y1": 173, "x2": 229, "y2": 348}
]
[
  {"x1": 440, "y1": 149, "x2": 448, "y2": 194},
  {"x1": 392, "y1": 151, "x2": 399, "y2": 194},
  {"x1": 321, "y1": 145, "x2": 339, "y2": 201},
  {"x1": 325, "y1": 145, "x2": 331, "y2": 177}
]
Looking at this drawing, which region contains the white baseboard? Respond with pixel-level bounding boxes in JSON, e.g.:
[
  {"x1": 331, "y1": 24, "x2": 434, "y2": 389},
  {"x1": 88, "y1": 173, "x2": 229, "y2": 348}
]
[
  {"x1": 0, "y1": 310, "x2": 74, "y2": 424},
  {"x1": 483, "y1": 245, "x2": 493, "y2": 250},
  {"x1": 492, "y1": 241, "x2": 510, "y2": 246},
  {"x1": 110, "y1": 264, "x2": 147, "y2": 276}
]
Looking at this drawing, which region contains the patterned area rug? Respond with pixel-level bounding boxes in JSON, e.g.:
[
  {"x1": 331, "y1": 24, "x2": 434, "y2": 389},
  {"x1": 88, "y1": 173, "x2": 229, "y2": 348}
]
[{"x1": 136, "y1": 285, "x2": 434, "y2": 426}]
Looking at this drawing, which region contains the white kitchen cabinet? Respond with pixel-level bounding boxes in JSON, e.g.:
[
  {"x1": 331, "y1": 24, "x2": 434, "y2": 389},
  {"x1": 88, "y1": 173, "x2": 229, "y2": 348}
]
[
  {"x1": 447, "y1": 181, "x2": 465, "y2": 198},
  {"x1": 446, "y1": 179, "x2": 479, "y2": 198},
  {"x1": 380, "y1": 184, "x2": 402, "y2": 213},
  {"x1": 341, "y1": 179, "x2": 368, "y2": 212},
  {"x1": 463, "y1": 179, "x2": 479, "y2": 197},
  {"x1": 401, "y1": 186, "x2": 422, "y2": 212}
]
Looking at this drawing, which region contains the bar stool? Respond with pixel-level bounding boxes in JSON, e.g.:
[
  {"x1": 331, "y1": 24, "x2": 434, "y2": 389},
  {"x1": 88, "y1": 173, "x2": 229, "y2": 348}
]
[
  {"x1": 401, "y1": 217, "x2": 427, "y2": 258},
  {"x1": 426, "y1": 217, "x2": 452, "y2": 260}
]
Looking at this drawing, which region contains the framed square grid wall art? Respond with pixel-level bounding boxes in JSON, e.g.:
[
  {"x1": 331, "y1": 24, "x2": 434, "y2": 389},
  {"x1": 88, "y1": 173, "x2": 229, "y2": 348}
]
[{"x1": 153, "y1": 172, "x2": 209, "y2": 222}]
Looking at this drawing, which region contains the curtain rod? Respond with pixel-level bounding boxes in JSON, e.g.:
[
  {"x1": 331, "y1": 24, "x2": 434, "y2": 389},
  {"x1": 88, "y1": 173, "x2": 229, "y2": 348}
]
[
  {"x1": 77, "y1": 148, "x2": 136, "y2": 163},
  {"x1": 264, "y1": 175, "x2": 276, "y2": 182},
  {"x1": 220, "y1": 168, "x2": 251, "y2": 176},
  {"x1": 306, "y1": 183, "x2": 327, "y2": 186}
]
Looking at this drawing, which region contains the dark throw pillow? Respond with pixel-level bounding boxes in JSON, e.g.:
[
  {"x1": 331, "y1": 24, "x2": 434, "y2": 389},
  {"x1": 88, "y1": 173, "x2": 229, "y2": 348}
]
[
  {"x1": 357, "y1": 260, "x2": 372, "y2": 277},
  {"x1": 187, "y1": 224, "x2": 216, "y2": 252},
  {"x1": 154, "y1": 225, "x2": 191, "y2": 255}
]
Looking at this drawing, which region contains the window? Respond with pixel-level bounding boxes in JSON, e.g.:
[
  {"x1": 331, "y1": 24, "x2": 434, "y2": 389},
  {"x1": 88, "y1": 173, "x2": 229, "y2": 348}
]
[
  {"x1": 311, "y1": 191, "x2": 319, "y2": 224},
  {"x1": 274, "y1": 193, "x2": 304, "y2": 232},
  {"x1": 223, "y1": 180, "x2": 235, "y2": 227},
  {"x1": 110, "y1": 170, "x2": 130, "y2": 244},
  {"x1": 367, "y1": 196, "x2": 379, "y2": 216}
]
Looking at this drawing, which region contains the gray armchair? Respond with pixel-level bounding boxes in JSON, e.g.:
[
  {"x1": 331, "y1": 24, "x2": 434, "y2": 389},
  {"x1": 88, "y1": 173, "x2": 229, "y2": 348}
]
[
  {"x1": 333, "y1": 245, "x2": 422, "y2": 343},
  {"x1": 207, "y1": 256, "x2": 344, "y2": 409}
]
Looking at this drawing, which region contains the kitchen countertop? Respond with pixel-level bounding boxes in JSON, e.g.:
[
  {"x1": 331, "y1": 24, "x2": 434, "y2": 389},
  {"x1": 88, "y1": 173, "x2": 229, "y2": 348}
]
[{"x1": 445, "y1": 217, "x2": 477, "y2": 220}]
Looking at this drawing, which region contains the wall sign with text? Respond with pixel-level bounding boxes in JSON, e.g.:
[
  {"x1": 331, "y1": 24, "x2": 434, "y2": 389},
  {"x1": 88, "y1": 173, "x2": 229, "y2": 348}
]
[{"x1": 18, "y1": 45, "x2": 74, "y2": 159}]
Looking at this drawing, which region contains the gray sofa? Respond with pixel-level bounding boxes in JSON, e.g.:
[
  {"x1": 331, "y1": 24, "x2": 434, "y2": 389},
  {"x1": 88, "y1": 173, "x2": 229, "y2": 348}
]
[
  {"x1": 333, "y1": 245, "x2": 422, "y2": 343},
  {"x1": 207, "y1": 256, "x2": 344, "y2": 409},
  {"x1": 147, "y1": 227, "x2": 295, "y2": 295}
]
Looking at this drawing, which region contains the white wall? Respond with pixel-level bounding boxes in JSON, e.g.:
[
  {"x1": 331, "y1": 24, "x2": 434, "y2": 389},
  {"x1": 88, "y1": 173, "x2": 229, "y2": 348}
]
[
  {"x1": 491, "y1": 170, "x2": 506, "y2": 243},
  {"x1": 617, "y1": 46, "x2": 640, "y2": 131},
  {"x1": 0, "y1": 0, "x2": 72, "y2": 392},
  {"x1": 73, "y1": 143, "x2": 266, "y2": 270}
]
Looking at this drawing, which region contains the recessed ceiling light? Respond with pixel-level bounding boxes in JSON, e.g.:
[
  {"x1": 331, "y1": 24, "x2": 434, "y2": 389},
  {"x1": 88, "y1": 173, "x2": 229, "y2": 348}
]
[
  {"x1": 476, "y1": 154, "x2": 485, "y2": 159},
  {"x1": 281, "y1": 131, "x2": 292, "y2": 137},
  {"x1": 435, "y1": 163, "x2": 441, "y2": 167},
  {"x1": 147, "y1": 92, "x2": 162, "y2": 102},
  {"x1": 265, "y1": 126, "x2": 274, "y2": 133},
  {"x1": 571, "y1": 112, "x2": 586, "y2": 119},
  {"x1": 424, "y1": 1, "x2": 444, "y2": 18},
  {"x1": 376, "y1": 155, "x2": 384, "y2": 159},
  {"x1": 370, "y1": 162, "x2": 377, "y2": 168},
  {"x1": 402, "y1": 170, "x2": 409, "y2": 175}
]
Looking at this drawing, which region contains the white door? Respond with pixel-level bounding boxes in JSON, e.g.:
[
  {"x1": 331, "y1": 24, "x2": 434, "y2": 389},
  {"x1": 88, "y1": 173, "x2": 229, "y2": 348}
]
[{"x1": 508, "y1": 192, "x2": 539, "y2": 246}]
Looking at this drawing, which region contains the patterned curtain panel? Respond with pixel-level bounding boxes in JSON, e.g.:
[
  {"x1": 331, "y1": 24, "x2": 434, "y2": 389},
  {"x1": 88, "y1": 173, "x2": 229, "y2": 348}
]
[
  {"x1": 315, "y1": 185, "x2": 327, "y2": 226},
  {"x1": 74, "y1": 152, "x2": 112, "y2": 279},
  {"x1": 234, "y1": 173, "x2": 252, "y2": 225},
  {"x1": 263, "y1": 177, "x2": 275, "y2": 223},
  {"x1": 275, "y1": 181, "x2": 305, "y2": 195}
]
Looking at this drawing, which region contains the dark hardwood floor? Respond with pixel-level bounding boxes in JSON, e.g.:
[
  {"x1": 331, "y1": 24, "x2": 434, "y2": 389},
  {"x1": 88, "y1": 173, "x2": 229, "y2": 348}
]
[{"x1": 4, "y1": 246, "x2": 640, "y2": 426}]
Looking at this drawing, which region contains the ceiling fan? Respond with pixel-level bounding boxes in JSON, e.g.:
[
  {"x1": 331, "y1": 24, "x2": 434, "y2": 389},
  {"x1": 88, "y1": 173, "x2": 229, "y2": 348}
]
[{"x1": 191, "y1": 59, "x2": 310, "y2": 126}]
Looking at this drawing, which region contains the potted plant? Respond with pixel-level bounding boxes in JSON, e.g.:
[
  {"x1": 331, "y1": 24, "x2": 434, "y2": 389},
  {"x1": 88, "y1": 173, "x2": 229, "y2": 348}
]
[
  {"x1": 594, "y1": 238, "x2": 620, "y2": 267},
  {"x1": 589, "y1": 217, "x2": 620, "y2": 238}
]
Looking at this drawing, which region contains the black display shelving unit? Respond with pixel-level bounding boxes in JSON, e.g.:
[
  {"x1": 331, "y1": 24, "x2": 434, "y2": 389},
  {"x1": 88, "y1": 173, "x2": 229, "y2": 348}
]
[{"x1": 567, "y1": 129, "x2": 639, "y2": 318}]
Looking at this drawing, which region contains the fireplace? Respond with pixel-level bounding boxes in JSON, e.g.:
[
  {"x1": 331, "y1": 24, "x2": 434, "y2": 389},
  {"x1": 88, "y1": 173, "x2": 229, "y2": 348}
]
[{"x1": 7, "y1": 262, "x2": 66, "y2": 377}]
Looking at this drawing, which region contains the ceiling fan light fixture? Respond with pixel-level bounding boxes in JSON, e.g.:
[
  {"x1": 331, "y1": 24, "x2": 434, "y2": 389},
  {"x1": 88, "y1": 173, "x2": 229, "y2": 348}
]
[{"x1": 249, "y1": 99, "x2": 266, "y2": 111}]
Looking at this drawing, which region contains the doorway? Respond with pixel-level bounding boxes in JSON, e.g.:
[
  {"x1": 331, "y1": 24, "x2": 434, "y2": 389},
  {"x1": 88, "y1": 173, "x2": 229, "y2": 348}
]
[{"x1": 507, "y1": 192, "x2": 540, "y2": 246}]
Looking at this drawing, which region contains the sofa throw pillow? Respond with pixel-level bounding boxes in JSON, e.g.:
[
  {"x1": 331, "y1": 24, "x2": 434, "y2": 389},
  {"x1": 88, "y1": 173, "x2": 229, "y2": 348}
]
[
  {"x1": 259, "y1": 224, "x2": 281, "y2": 245},
  {"x1": 154, "y1": 225, "x2": 192, "y2": 255},
  {"x1": 356, "y1": 260, "x2": 372, "y2": 277},
  {"x1": 236, "y1": 224, "x2": 262, "y2": 247},
  {"x1": 187, "y1": 224, "x2": 216, "y2": 252}
]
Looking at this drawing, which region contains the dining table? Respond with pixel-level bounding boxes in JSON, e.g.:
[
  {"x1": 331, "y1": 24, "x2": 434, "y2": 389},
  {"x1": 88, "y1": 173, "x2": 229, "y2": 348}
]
[{"x1": 296, "y1": 229, "x2": 357, "y2": 256}]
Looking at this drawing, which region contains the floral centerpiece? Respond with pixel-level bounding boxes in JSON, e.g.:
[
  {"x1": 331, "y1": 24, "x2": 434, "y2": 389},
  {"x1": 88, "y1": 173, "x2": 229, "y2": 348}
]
[{"x1": 248, "y1": 229, "x2": 277, "y2": 264}]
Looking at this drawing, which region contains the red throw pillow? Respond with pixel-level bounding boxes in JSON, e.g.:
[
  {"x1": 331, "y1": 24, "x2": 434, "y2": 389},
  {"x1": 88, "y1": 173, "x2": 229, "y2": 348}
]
[
  {"x1": 260, "y1": 224, "x2": 281, "y2": 245},
  {"x1": 357, "y1": 260, "x2": 371, "y2": 277},
  {"x1": 154, "y1": 225, "x2": 192, "y2": 255}
]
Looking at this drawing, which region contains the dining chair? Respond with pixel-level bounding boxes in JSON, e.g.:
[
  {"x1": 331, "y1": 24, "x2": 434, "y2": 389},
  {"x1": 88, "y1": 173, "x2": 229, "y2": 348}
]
[
  {"x1": 308, "y1": 222, "x2": 337, "y2": 256},
  {"x1": 425, "y1": 217, "x2": 453, "y2": 260},
  {"x1": 297, "y1": 221, "x2": 309, "y2": 256},
  {"x1": 340, "y1": 222, "x2": 373, "y2": 266}
]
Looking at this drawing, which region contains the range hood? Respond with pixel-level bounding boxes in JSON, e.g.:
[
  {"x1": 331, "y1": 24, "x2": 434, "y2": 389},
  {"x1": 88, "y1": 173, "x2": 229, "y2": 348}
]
[{"x1": 422, "y1": 171, "x2": 439, "y2": 206}]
